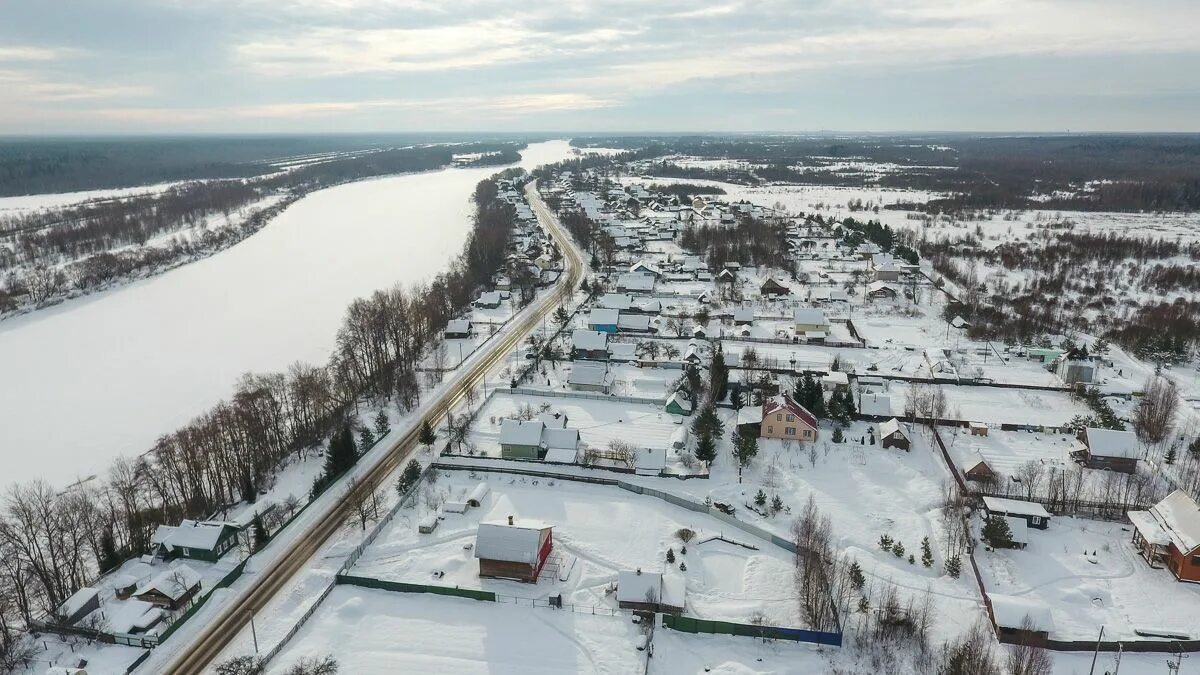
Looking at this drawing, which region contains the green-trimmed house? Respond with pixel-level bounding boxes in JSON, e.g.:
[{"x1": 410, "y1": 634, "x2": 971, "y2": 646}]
[
  {"x1": 499, "y1": 419, "x2": 547, "y2": 459},
  {"x1": 150, "y1": 520, "x2": 240, "y2": 562}
]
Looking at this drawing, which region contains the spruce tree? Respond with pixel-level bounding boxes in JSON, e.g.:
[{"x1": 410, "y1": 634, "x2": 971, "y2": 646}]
[
  {"x1": 732, "y1": 430, "x2": 758, "y2": 469},
  {"x1": 253, "y1": 513, "x2": 269, "y2": 549},
  {"x1": 666, "y1": 548, "x2": 676, "y2": 564},
  {"x1": 358, "y1": 426, "x2": 376, "y2": 451},
  {"x1": 848, "y1": 561, "x2": 865, "y2": 589},
  {"x1": 771, "y1": 495, "x2": 783, "y2": 513},
  {"x1": 982, "y1": 516, "x2": 1014, "y2": 548},
  {"x1": 695, "y1": 430, "x2": 717, "y2": 467},
  {"x1": 755, "y1": 489, "x2": 767, "y2": 507},
  {"x1": 945, "y1": 554, "x2": 962, "y2": 578},
  {"x1": 99, "y1": 529, "x2": 121, "y2": 573},
  {"x1": 419, "y1": 419, "x2": 437, "y2": 450},
  {"x1": 921, "y1": 536, "x2": 934, "y2": 567},
  {"x1": 397, "y1": 459, "x2": 423, "y2": 496},
  {"x1": 374, "y1": 408, "x2": 391, "y2": 437}
]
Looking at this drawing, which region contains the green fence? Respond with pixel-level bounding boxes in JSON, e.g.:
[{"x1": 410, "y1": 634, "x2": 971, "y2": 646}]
[
  {"x1": 156, "y1": 557, "x2": 248, "y2": 643},
  {"x1": 663, "y1": 614, "x2": 842, "y2": 647},
  {"x1": 336, "y1": 573, "x2": 496, "y2": 602}
]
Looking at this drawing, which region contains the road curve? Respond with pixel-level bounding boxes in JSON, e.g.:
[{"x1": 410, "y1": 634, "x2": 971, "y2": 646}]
[{"x1": 162, "y1": 180, "x2": 583, "y2": 674}]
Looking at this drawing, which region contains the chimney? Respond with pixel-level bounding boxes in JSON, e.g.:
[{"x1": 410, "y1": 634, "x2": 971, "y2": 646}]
[{"x1": 507, "y1": 515, "x2": 514, "y2": 526}]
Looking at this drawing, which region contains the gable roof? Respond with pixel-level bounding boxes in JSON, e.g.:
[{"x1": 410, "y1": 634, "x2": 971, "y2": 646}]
[
  {"x1": 616, "y1": 273, "x2": 655, "y2": 291},
  {"x1": 665, "y1": 391, "x2": 692, "y2": 414},
  {"x1": 617, "y1": 569, "x2": 662, "y2": 603},
  {"x1": 989, "y1": 593, "x2": 1054, "y2": 632},
  {"x1": 1084, "y1": 428, "x2": 1138, "y2": 459},
  {"x1": 568, "y1": 360, "x2": 609, "y2": 387},
  {"x1": 588, "y1": 308, "x2": 620, "y2": 326},
  {"x1": 475, "y1": 520, "x2": 550, "y2": 564},
  {"x1": 499, "y1": 419, "x2": 544, "y2": 447},
  {"x1": 761, "y1": 395, "x2": 818, "y2": 429},
  {"x1": 878, "y1": 418, "x2": 907, "y2": 440},
  {"x1": 858, "y1": 393, "x2": 892, "y2": 417},
  {"x1": 1149, "y1": 490, "x2": 1200, "y2": 554},
  {"x1": 793, "y1": 307, "x2": 829, "y2": 326},
  {"x1": 982, "y1": 496, "x2": 1051, "y2": 519},
  {"x1": 445, "y1": 319, "x2": 472, "y2": 334},
  {"x1": 542, "y1": 427, "x2": 580, "y2": 451},
  {"x1": 597, "y1": 293, "x2": 635, "y2": 311},
  {"x1": 572, "y1": 329, "x2": 609, "y2": 352},
  {"x1": 135, "y1": 565, "x2": 202, "y2": 601},
  {"x1": 151, "y1": 520, "x2": 237, "y2": 553},
  {"x1": 618, "y1": 314, "x2": 651, "y2": 331}
]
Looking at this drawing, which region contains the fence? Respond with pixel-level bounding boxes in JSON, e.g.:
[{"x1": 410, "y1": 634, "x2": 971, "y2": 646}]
[
  {"x1": 259, "y1": 581, "x2": 336, "y2": 666},
  {"x1": 156, "y1": 557, "x2": 249, "y2": 643},
  {"x1": 509, "y1": 385, "x2": 665, "y2": 406},
  {"x1": 662, "y1": 614, "x2": 842, "y2": 647},
  {"x1": 336, "y1": 574, "x2": 496, "y2": 602}
]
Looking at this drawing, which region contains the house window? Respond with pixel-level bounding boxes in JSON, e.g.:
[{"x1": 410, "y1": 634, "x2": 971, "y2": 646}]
[
  {"x1": 1030, "y1": 517, "x2": 1041, "y2": 526},
  {"x1": 785, "y1": 427, "x2": 796, "y2": 436},
  {"x1": 786, "y1": 414, "x2": 795, "y2": 422},
  {"x1": 1192, "y1": 555, "x2": 1200, "y2": 567},
  {"x1": 776, "y1": 414, "x2": 783, "y2": 422},
  {"x1": 803, "y1": 429, "x2": 812, "y2": 438},
  {"x1": 767, "y1": 426, "x2": 774, "y2": 434}
]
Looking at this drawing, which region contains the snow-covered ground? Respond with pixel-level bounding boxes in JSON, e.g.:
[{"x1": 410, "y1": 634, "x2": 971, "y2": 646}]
[
  {"x1": 0, "y1": 141, "x2": 576, "y2": 488},
  {"x1": 266, "y1": 586, "x2": 646, "y2": 675},
  {"x1": 0, "y1": 180, "x2": 190, "y2": 214}
]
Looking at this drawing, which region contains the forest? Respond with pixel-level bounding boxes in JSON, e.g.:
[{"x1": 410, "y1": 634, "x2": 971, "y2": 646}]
[
  {"x1": 573, "y1": 134, "x2": 1200, "y2": 212},
  {"x1": 0, "y1": 171, "x2": 523, "y2": 669}
]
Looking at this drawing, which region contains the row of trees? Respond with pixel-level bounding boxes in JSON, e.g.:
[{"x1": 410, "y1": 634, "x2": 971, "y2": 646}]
[{"x1": 0, "y1": 174, "x2": 522, "y2": 669}]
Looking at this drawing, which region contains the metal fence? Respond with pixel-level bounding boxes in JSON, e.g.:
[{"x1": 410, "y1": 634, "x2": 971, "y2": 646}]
[
  {"x1": 336, "y1": 574, "x2": 496, "y2": 602},
  {"x1": 662, "y1": 614, "x2": 842, "y2": 647}
]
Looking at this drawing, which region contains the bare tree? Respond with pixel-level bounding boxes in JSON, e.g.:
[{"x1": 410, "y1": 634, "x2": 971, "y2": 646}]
[
  {"x1": 1135, "y1": 374, "x2": 1178, "y2": 444},
  {"x1": 1006, "y1": 616, "x2": 1053, "y2": 675}
]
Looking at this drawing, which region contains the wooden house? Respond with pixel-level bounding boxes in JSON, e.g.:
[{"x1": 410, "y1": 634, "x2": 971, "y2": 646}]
[
  {"x1": 617, "y1": 569, "x2": 685, "y2": 613},
  {"x1": 878, "y1": 418, "x2": 910, "y2": 450},
  {"x1": 1080, "y1": 427, "x2": 1139, "y2": 474},
  {"x1": 759, "y1": 395, "x2": 818, "y2": 443},
  {"x1": 760, "y1": 278, "x2": 790, "y2": 297},
  {"x1": 475, "y1": 517, "x2": 553, "y2": 583},
  {"x1": 133, "y1": 565, "x2": 202, "y2": 610},
  {"x1": 571, "y1": 329, "x2": 609, "y2": 361},
  {"x1": 1128, "y1": 490, "x2": 1200, "y2": 581},
  {"x1": 444, "y1": 319, "x2": 472, "y2": 339},
  {"x1": 150, "y1": 520, "x2": 240, "y2": 562},
  {"x1": 982, "y1": 496, "x2": 1050, "y2": 530}
]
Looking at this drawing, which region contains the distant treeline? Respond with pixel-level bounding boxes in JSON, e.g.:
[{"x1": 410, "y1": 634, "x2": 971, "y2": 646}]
[
  {"x1": 573, "y1": 134, "x2": 1200, "y2": 212},
  {"x1": 648, "y1": 182, "x2": 726, "y2": 199},
  {"x1": 0, "y1": 142, "x2": 525, "y2": 313},
  {"x1": 0, "y1": 172, "x2": 523, "y2": 654}
]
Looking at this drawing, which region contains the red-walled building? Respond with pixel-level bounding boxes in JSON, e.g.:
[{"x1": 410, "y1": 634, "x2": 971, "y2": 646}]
[
  {"x1": 475, "y1": 517, "x2": 554, "y2": 583},
  {"x1": 1129, "y1": 490, "x2": 1200, "y2": 582}
]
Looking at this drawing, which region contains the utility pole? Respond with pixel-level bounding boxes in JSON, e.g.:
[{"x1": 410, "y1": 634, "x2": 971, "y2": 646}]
[
  {"x1": 1089, "y1": 625, "x2": 1104, "y2": 675},
  {"x1": 248, "y1": 607, "x2": 259, "y2": 653}
]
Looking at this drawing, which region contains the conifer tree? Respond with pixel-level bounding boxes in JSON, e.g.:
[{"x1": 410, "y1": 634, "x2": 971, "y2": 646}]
[{"x1": 374, "y1": 408, "x2": 391, "y2": 437}]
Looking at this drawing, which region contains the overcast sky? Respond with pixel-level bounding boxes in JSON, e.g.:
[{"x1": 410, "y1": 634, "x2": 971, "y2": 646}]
[{"x1": 2, "y1": 0, "x2": 1198, "y2": 134}]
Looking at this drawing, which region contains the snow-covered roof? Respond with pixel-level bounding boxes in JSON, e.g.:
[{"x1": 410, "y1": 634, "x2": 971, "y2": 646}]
[
  {"x1": 499, "y1": 419, "x2": 544, "y2": 447},
  {"x1": 617, "y1": 273, "x2": 654, "y2": 291},
  {"x1": 544, "y1": 447, "x2": 578, "y2": 464},
  {"x1": 858, "y1": 393, "x2": 892, "y2": 417},
  {"x1": 474, "y1": 520, "x2": 550, "y2": 564},
  {"x1": 822, "y1": 371, "x2": 849, "y2": 386},
  {"x1": 572, "y1": 329, "x2": 609, "y2": 351},
  {"x1": 609, "y1": 342, "x2": 638, "y2": 361},
  {"x1": 1004, "y1": 516, "x2": 1030, "y2": 545},
  {"x1": 988, "y1": 593, "x2": 1054, "y2": 632},
  {"x1": 57, "y1": 586, "x2": 99, "y2": 619},
  {"x1": 151, "y1": 520, "x2": 236, "y2": 552},
  {"x1": 737, "y1": 405, "x2": 763, "y2": 425},
  {"x1": 666, "y1": 391, "x2": 692, "y2": 414},
  {"x1": 762, "y1": 395, "x2": 818, "y2": 429},
  {"x1": 878, "y1": 418, "x2": 907, "y2": 440},
  {"x1": 588, "y1": 308, "x2": 620, "y2": 326},
  {"x1": 868, "y1": 280, "x2": 898, "y2": 294},
  {"x1": 542, "y1": 427, "x2": 579, "y2": 451},
  {"x1": 794, "y1": 307, "x2": 829, "y2": 326},
  {"x1": 732, "y1": 307, "x2": 755, "y2": 323},
  {"x1": 1128, "y1": 509, "x2": 1171, "y2": 547},
  {"x1": 1149, "y1": 490, "x2": 1200, "y2": 553},
  {"x1": 1084, "y1": 427, "x2": 1138, "y2": 459},
  {"x1": 445, "y1": 319, "x2": 471, "y2": 334},
  {"x1": 616, "y1": 568, "x2": 684, "y2": 607},
  {"x1": 618, "y1": 314, "x2": 651, "y2": 331},
  {"x1": 634, "y1": 448, "x2": 667, "y2": 472},
  {"x1": 982, "y1": 496, "x2": 1051, "y2": 519},
  {"x1": 477, "y1": 290, "x2": 503, "y2": 305},
  {"x1": 597, "y1": 293, "x2": 635, "y2": 311},
  {"x1": 568, "y1": 361, "x2": 609, "y2": 387},
  {"x1": 135, "y1": 565, "x2": 202, "y2": 601}
]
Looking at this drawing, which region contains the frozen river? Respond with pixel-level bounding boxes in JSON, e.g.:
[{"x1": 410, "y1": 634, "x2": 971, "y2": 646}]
[{"x1": 0, "y1": 140, "x2": 574, "y2": 488}]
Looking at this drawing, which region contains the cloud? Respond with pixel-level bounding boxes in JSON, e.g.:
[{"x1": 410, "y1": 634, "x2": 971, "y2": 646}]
[
  {"x1": 0, "y1": 70, "x2": 152, "y2": 102},
  {"x1": 0, "y1": 46, "x2": 73, "y2": 62}
]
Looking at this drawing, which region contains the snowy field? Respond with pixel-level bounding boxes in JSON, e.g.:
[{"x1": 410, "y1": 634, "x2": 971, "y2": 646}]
[
  {"x1": 352, "y1": 473, "x2": 803, "y2": 626},
  {"x1": 885, "y1": 382, "x2": 1088, "y2": 426},
  {"x1": 976, "y1": 517, "x2": 1200, "y2": 642},
  {"x1": 470, "y1": 391, "x2": 684, "y2": 457},
  {"x1": 0, "y1": 180, "x2": 189, "y2": 214},
  {"x1": 266, "y1": 586, "x2": 645, "y2": 675},
  {"x1": 0, "y1": 141, "x2": 575, "y2": 487}
]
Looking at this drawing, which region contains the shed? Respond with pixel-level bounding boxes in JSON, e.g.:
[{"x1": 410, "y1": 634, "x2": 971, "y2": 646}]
[
  {"x1": 475, "y1": 517, "x2": 554, "y2": 583},
  {"x1": 617, "y1": 314, "x2": 653, "y2": 333},
  {"x1": 982, "y1": 496, "x2": 1050, "y2": 530},
  {"x1": 418, "y1": 514, "x2": 439, "y2": 534},
  {"x1": 969, "y1": 422, "x2": 989, "y2": 437},
  {"x1": 732, "y1": 307, "x2": 755, "y2": 325},
  {"x1": 1004, "y1": 516, "x2": 1030, "y2": 549},
  {"x1": 822, "y1": 371, "x2": 849, "y2": 391},
  {"x1": 56, "y1": 587, "x2": 100, "y2": 626},
  {"x1": 633, "y1": 448, "x2": 667, "y2": 476},
  {"x1": 963, "y1": 452, "x2": 996, "y2": 483},
  {"x1": 664, "y1": 391, "x2": 692, "y2": 417},
  {"x1": 133, "y1": 565, "x2": 202, "y2": 610},
  {"x1": 616, "y1": 569, "x2": 685, "y2": 613},
  {"x1": 878, "y1": 418, "x2": 910, "y2": 451},
  {"x1": 988, "y1": 593, "x2": 1054, "y2": 643},
  {"x1": 760, "y1": 278, "x2": 790, "y2": 297},
  {"x1": 858, "y1": 393, "x2": 893, "y2": 419}
]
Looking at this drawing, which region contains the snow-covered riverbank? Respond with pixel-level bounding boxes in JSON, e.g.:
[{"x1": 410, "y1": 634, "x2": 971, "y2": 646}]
[{"x1": 0, "y1": 140, "x2": 574, "y2": 488}]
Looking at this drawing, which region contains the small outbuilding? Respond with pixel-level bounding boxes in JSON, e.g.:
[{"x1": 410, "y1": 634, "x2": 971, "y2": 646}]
[
  {"x1": 988, "y1": 593, "x2": 1054, "y2": 645},
  {"x1": 444, "y1": 319, "x2": 472, "y2": 339},
  {"x1": 982, "y1": 496, "x2": 1050, "y2": 530},
  {"x1": 572, "y1": 329, "x2": 610, "y2": 361},
  {"x1": 633, "y1": 448, "x2": 667, "y2": 476},
  {"x1": 568, "y1": 361, "x2": 610, "y2": 393},
  {"x1": 664, "y1": 391, "x2": 692, "y2": 417},
  {"x1": 877, "y1": 418, "x2": 910, "y2": 451},
  {"x1": 616, "y1": 569, "x2": 685, "y2": 614},
  {"x1": 969, "y1": 422, "x2": 989, "y2": 437},
  {"x1": 56, "y1": 587, "x2": 100, "y2": 626},
  {"x1": 475, "y1": 517, "x2": 554, "y2": 583},
  {"x1": 133, "y1": 565, "x2": 202, "y2": 610}
]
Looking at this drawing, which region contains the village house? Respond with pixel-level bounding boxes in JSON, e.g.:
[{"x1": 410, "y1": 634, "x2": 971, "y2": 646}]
[
  {"x1": 877, "y1": 418, "x2": 910, "y2": 450},
  {"x1": 617, "y1": 314, "x2": 653, "y2": 334},
  {"x1": 793, "y1": 307, "x2": 830, "y2": 335},
  {"x1": 760, "y1": 278, "x2": 790, "y2": 297},
  {"x1": 133, "y1": 565, "x2": 203, "y2": 610},
  {"x1": 664, "y1": 391, "x2": 692, "y2": 416},
  {"x1": 474, "y1": 290, "x2": 507, "y2": 309},
  {"x1": 759, "y1": 395, "x2": 819, "y2": 443},
  {"x1": 732, "y1": 307, "x2": 755, "y2": 326},
  {"x1": 572, "y1": 329, "x2": 610, "y2": 361},
  {"x1": 963, "y1": 451, "x2": 997, "y2": 483},
  {"x1": 982, "y1": 496, "x2": 1050, "y2": 530},
  {"x1": 587, "y1": 308, "x2": 620, "y2": 333},
  {"x1": 150, "y1": 520, "x2": 240, "y2": 562},
  {"x1": 475, "y1": 517, "x2": 554, "y2": 583},
  {"x1": 867, "y1": 280, "x2": 899, "y2": 300},
  {"x1": 1128, "y1": 490, "x2": 1200, "y2": 580},
  {"x1": 616, "y1": 272, "x2": 655, "y2": 295},
  {"x1": 1078, "y1": 427, "x2": 1139, "y2": 473},
  {"x1": 616, "y1": 568, "x2": 685, "y2": 613},
  {"x1": 444, "y1": 319, "x2": 472, "y2": 339},
  {"x1": 567, "y1": 360, "x2": 610, "y2": 393},
  {"x1": 497, "y1": 418, "x2": 581, "y2": 460}
]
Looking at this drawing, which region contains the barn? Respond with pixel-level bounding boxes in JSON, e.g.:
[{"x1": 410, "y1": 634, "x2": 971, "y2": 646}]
[
  {"x1": 475, "y1": 517, "x2": 554, "y2": 583},
  {"x1": 877, "y1": 418, "x2": 910, "y2": 450}
]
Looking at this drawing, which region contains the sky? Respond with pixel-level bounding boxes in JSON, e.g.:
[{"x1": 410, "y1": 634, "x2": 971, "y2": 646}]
[{"x1": 1, "y1": 0, "x2": 1198, "y2": 134}]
